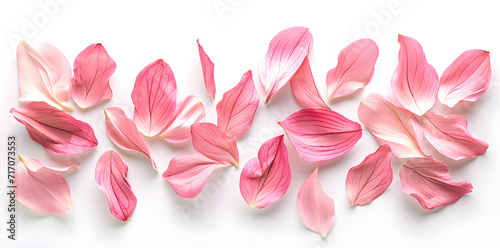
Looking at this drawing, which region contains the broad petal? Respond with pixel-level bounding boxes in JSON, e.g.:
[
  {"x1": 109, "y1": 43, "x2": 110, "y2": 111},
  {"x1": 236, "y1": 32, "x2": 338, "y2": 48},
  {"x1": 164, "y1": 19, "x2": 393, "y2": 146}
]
[
  {"x1": 160, "y1": 95, "x2": 205, "y2": 143},
  {"x1": 290, "y1": 56, "x2": 330, "y2": 109},
  {"x1": 197, "y1": 39, "x2": 216, "y2": 100},
  {"x1": 191, "y1": 122, "x2": 239, "y2": 166}
]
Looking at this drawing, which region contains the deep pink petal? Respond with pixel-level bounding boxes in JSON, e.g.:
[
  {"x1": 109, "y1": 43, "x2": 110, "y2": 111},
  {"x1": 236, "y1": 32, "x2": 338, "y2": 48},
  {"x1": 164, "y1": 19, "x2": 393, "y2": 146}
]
[
  {"x1": 197, "y1": 39, "x2": 216, "y2": 100},
  {"x1": 191, "y1": 122, "x2": 239, "y2": 166},
  {"x1": 290, "y1": 56, "x2": 330, "y2": 109},
  {"x1": 160, "y1": 95, "x2": 206, "y2": 143}
]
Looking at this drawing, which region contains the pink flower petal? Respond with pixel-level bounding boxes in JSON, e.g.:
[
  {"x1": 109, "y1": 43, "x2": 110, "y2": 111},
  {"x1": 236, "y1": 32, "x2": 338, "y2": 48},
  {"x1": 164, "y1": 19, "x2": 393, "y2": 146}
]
[
  {"x1": 258, "y1": 26, "x2": 313, "y2": 104},
  {"x1": 358, "y1": 94, "x2": 427, "y2": 158},
  {"x1": 438, "y1": 49, "x2": 491, "y2": 107},
  {"x1": 422, "y1": 112, "x2": 488, "y2": 160},
  {"x1": 10, "y1": 101, "x2": 98, "y2": 155},
  {"x1": 400, "y1": 157, "x2": 473, "y2": 209},
  {"x1": 290, "y1": 56, "x2": 330, "y2": 109},
  {"x1": 216, "y1": 70, "x2": 260, "y2": 139},
  {"x1": 160, "y1": 95, "x2": 206, "y2": 143},
  {"x1": 191, "y1": 122, "x2": 239, "y2": 167},
  {"x1": 132, "y1": 59, "x2": 177, "y2": 137},
  {"x1": 197, "y1": 39, "x2": 216, "y2": 100},
  {"x1": 70, "y1": 43, "x2": 116, "y2": 108},
  {"x1": 240, "y1": 135, "x2": 291, "y2": 208},
  {"x1": 18, "y1": 156, "x2": 79, "y2": 175},
  {"x1": 279, "y1": 108, "x2": 362, "y2": 162},
  {"x1": 297, "y1": 167, "x2": 335, "y2": 237},
  {"x1": 95, "y1": 150, "x2": 137, "y2": 221},
  {"x1": 326, "y1": 39, "x2": 379, "y2": 99},
  {"x1": 162, "y1": 153, "x2": 227, "y2": 198},
  {"x1": 104, "y1": 107, "x2": 156, "y2": 170},
  {"x1": 17, "y1": 40, "x2": 72, "y2": 109},
  {"x1": 345, "y1": 144, "x2": 393, "y2": 205},
  {"x1": 16, "y1": 154, "x2": 72, "y2": 214},
  {"x1": 391, "y1": 35, "x2": 439, "y2": 116}
]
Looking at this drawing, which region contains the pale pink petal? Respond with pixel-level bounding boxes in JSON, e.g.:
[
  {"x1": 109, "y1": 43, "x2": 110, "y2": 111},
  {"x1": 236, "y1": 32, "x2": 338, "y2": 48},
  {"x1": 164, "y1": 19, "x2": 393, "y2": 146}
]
[
  {"x1": 297, "y1": 167, "x2": 335, "y2": 237},
  {"x1": 358, "y1": 94, "x2": 427, "y2": 158},
  {"x1": 162, "y1": 153, "x2": 227, "y2": 198},
  {"x1": 160, "y1": 95, "x2": 206, "y2": 143},
  {"x1": 345, "y1": 144, "x2": 393, "y2": 205},
  {"x1": 191, "y1": 122, "x2": 239, "y2": 167},
  {"x1": 258, "y1": 26, "x2": 313, "y2": 104},
  {"x1": 132, "y1": 59, "x2": 177, "y2": 137},
  {"x1": 391, "y1": 35, "x2": 439, "y2": 116},
  {"x1": 10, "y1": 101, "x2": 98, "y2": 155},
  {"x1": 326, "y1": 39, "x2": 379, "y2": 99},
  {"x1": 438, "y1": 50, "x2": 491, "y2": 107},
  {"x1": 95, "y1": 150, "x2": 137, "y2": 221},
  {"x1": 104, "y1": 107, "x2": 156, "y2": 170},
  {"x1": 278, "y1": 108, "x2": 362, "y2": 162},
  {"x1": 216, "y1": 70, "x2": 260, "y2": 138},
  {"x1": 290, "y1": 56, "x2": 330, "y2": 109},
  {"x1": 400, "y1": 157, "x2": 473, "y2": 209},
  {"x1": 70, "y1": 43, "x2": 116, "y2": 108},
  {"x1": 197, "y1": 39, "x2": 216, "y2": 100},
  {"x1": 19, "y1": 156, "x2": 79, "y2": 175},
  {"x1": 17, "y1": 40, "x2": 72, "y2": 109},
  {"x1": 422, "y1": 112, "x2": 488, "y2": 160},
  {"x1": 240, "y1": 135, "x2": 291, "y2": 208}
]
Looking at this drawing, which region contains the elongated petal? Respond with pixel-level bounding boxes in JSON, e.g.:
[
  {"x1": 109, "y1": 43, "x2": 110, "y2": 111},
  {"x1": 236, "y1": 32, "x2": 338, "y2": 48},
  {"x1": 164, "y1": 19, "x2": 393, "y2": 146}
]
[
  {"x1": 191, "y1": 122, "x2": 239, "y2": 166},
  {"x1": 16, "y1": 154, "x2": 72, "y2": 214},
  {"x1": 326, "y1": 39, "x2": 379, "y2": 99},
  {"x1": 240, "y1": 135, "x2": 291, "y2": 208},
  {"x1": 279, "y1": 108, "x2": 362, "y2": 162},
  {"x1": 216, "y1": 70, "x2": 260, "y2": 138},
  {"x1": 297, "y1": 167, "x2": 335, "y2": 237},
  {"x1": 422, "y1": 112, "x2": 488, "y2": 160},
  {"x1": 258, "y1": 26, "x2": 313, "y2": 104},
  {"x1": 391, "y1": 35, "x2": 439, "y2": 115},
  {"x1": 400, "y1": 157, "x2": 473, "y2": 209},
  {"x1": 345, "y1": 144, "x2": 393, "y2": 205},
  {"x1": 10, "y1": 101, "x2": 97, "y2": 155},
  {"x1": 160, "y1": 95, "x2": 206, "y2": 143},
  {"x1": 132, "y1": 59, "x2": 177, "y2": 137},
  {"x1": 95, "y1": 150, "x2": 137, "y2": 221},
  {"x1": 70, "y1": 43, "x2": 116, "y2": 108},
  {"x1": 104, "y1": 107, "x2": 156, "y2": 170},
  {"x1": 438, "y1": 50, "x2": 491, "y2": 107},
  {"x1": 358, "y1": 94, "x2": 427, "y2": 158},
  {"x1": 17, "y1": 40, "x2": 72, "y2": 109},
  {"x1": 290, "y1": 56, "x2": 330, "y2": 109},
  {"x1": 197, "y1": 39, "x2": 216, "y2": 100},
  {"x1": 18, "y1": 156, "x2": 79, "y2": 175},
  {"x1": 163, "y1": 154, "x2": 227, "y2": 198}
]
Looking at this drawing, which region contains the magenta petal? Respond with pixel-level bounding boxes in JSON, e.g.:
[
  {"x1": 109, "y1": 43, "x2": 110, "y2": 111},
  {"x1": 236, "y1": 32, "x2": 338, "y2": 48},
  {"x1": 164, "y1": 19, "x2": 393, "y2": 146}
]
[
  {"x1": 160, "y1": 95, "x2": 206, "y2": 143},
  {"x1": 290, "y1": 56, "x2": 330, "y2": 109},
  {"x1": 400, "y1": 157, "x2": 473, "y2": 209},
  {"x1": 197, "y1": 39, "x2": 216, "y2": 100},
  {"x1": 191, "y1": 122, "x2": 239, "y2": 166}
]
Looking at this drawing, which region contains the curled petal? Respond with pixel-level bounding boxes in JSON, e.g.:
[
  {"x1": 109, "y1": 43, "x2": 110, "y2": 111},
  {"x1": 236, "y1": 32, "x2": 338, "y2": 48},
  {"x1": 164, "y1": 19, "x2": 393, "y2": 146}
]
[
  {"x1": 160, "y1": 95, "x2": 205, "y2": 143},
  {"x1": 197, "y1": 39, "x2": 216, "y2": 100},
  {"x1": 191, "y1": 122, "x2": 239, "y2": 166},
  {"x1": 290, "y1": 56, "x2": 330, "y2": 109}
]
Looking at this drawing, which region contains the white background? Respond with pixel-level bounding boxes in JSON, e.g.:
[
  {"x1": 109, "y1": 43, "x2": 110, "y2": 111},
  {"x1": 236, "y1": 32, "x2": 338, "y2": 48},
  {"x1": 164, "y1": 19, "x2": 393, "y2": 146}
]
[{"x1": 1, "y1": 0, "x2": 499, "y2": 247}]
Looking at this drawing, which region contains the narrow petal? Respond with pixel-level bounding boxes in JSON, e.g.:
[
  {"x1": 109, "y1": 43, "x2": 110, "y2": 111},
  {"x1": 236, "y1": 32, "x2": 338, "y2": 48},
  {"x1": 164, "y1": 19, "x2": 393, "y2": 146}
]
[
  {"x1": 132, "y1": 59, "x2": 177, "y2": 137},
  {"x1": 279, "y1": 108, "x2": 362, "y2": 162},
  {"x1": 240, "y1": 135, "x2": 291, "y2": 208},
  {"x1": 326, "y1": 39, "x2": 379, "y2": 99},
  {"x1": 290, "y1": 56, "x2": 330, "y2": 109},
  {"x1": 391, "y1": 35, "x2": 439, "y2": 116},
  {"x1": 10, "y1": 101, "x2": 98, "y2": 155},
  {"x1": 18, "y1": 156, "x2": 79, "y2": 175},
  {"x1": 438, "y1": 50, "x2": 491, "y2": 107},
  {"x1": 197, "y1": 39, "x2": 216, "y2": 100},
  {"x1": 258, "y1": 26, "x2": 313, "y2": 104},
  {"x1": 95, "y1": 150, "x2": 137, "y2": 221},
  {"x1": 160, "y1": 95, "x2": 206, "y2": 143},
  {"x1": 191, "y1": 122, "x2": 239, "y2": 167},
  {"x1": 345, "y1": 144, "x2": 393, "y2": 205},
  {"x1": 422, "y1": 112, "x2": 488, "y2": 160},
  {"x1": 70, "y1": 43, "x2": 116, "y2": 108},
  {"x1": 400, "y1": 157, "x2": 473, "y2": 209},
  {"x1": 216, "y1": 70, "x2": 260, "y2": 138}
]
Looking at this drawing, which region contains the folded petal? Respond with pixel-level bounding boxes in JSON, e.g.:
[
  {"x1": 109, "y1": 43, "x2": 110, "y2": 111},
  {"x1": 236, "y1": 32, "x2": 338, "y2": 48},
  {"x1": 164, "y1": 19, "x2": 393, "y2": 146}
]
[
  {"x1": 297, "y1": 167, "x2": 335, "y2": 237},
  {"x1": 18, "y1": 156, "x2": 79, "y2": 175},
  {"x1": 400, "y1": 157, "x2": 473, "y2": 209},
  {"x1": 258, "y1": 26, "x2": 313, "y2": 104},
  {"x1": 160, "y1": 95, "x2": 205, "y2": 143},
  {"x1": 345, "y1": 144, "x2": 393, "y2": 205},
  {"x1": 10, "y1": 101, "x2": 98, "y2": 155},
  {"x1": 422, "y1": 112, "x2": 488, "y2": 160},
  {"x1": 95, "y1": 150, "x2": 137, "y2": 221},
  {"x1": 326, "y1": 39, "x2": 379, "y2": 99},
  {"x1": 132, "y1": 59, "x2": 177, "y2": 137},
  {"x1": 290, "y1": 56, "x2": 330, "y2": 109},
  {"x1": 240, "y1": 135, "x2": 291, "y2": 208},
  {"x1": 197, "y1": 39, "x2": 216, "y2": 100},
  {"x1": 70, "y1": 43, "x2": 116, "y2": 108},
  {"x1": 216, "y1": 70, "x2": 260, "y2": 138},
  {"x1": 438, "y1": 49, "x2": 491, "y2": 107},
  {"x1": 191, "y1": 122, "x2": 239, "y2": 167},
  {"x1": 279, "y1": 108, "x2": 362, "y2": 162},
  {"x1": 358, "y1": 93, "x2": 427, "y2": 158},
  {"x1": 391, "y1": 35, "x2": 439, "y2": 116}
]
